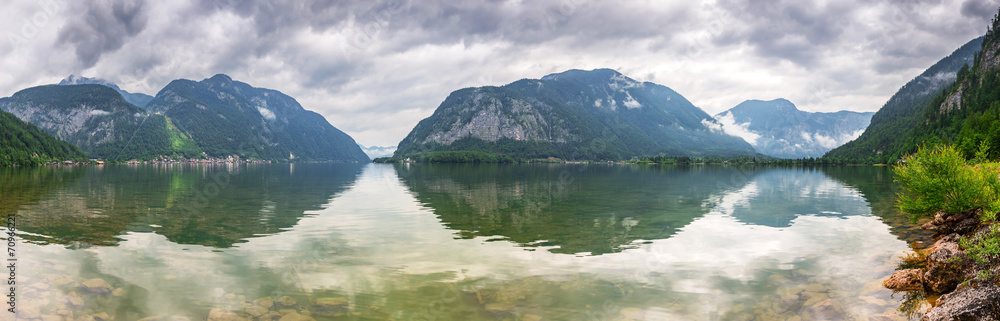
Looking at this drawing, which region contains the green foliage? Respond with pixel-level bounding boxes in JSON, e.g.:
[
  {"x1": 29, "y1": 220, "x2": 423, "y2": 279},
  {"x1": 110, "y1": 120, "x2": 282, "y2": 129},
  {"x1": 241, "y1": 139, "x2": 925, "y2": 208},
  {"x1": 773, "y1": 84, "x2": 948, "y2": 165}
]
[
  {"x1": 893, "y1": 144, "x2": 1000, "y2": 220},
  {"x1": 418, "y1": 151, "x2": 515, "y2": 163},
  {"x1": 960, "y1": 224, "x2": 1000, "y2": 265},
  {"x1": 0, "y1": 110, "x2": 86, "y2": 166}
]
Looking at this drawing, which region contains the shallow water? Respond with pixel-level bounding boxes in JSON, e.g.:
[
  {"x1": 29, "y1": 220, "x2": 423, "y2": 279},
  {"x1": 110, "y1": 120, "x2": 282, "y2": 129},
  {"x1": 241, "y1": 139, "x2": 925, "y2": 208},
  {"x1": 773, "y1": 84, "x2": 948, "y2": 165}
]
[{"x1": 4, "y1": 163, "x2": 928, "y2": 320}]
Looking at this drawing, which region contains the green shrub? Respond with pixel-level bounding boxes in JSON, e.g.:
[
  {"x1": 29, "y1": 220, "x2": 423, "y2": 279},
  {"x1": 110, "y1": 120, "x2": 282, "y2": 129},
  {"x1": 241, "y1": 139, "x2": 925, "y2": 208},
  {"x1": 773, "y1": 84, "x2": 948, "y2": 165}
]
[
  {"x1": 961, "y1": 224, "x2": 1000, "y2": 265},
  {"x1": 893, "y1": 144, "x2": 1000, "y2": 221}
]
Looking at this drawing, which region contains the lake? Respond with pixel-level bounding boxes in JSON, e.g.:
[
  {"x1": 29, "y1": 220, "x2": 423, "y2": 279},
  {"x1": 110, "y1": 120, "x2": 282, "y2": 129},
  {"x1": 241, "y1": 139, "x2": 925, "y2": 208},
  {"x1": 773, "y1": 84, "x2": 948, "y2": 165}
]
[{"x1": 4, "y1": 163, "x2": 929, "y2": 320}]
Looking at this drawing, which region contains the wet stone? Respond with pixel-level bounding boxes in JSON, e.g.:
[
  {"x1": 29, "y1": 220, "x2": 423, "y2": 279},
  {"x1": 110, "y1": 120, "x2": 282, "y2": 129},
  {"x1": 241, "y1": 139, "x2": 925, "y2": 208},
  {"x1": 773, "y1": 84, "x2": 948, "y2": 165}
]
[
  {"x1": 883, "y1": 269, "x2": 923, "y2": 291},
  {"x1": 277, "y1": 312, "x2": 315, "y2": 321},
  {"x1": 522, "y1": 313, "x2": 543, "y2": 321},
  {"x1": 207, "y1": 309, "x2": 247, "y2": 321},
  {"x1": 66, "y1": 291, "x2": 85, "y2": 308},
  {"x1": 484, "y1": 303, "x2": 516, "y2": 319},
  {"x1": 807, "y1": 299, "x2": 844, "y2": 320},
  {"x1": 276, "y1": 296, "x2": 297, "y2": 307},
  {"x1": 52, "y1": 276, "x2": 76, "y2": 287},
  {"x1": 245, "y1": 305, "x2": 268, "y2": 318},
  {"x1": 859, "y1": 295, "x2": 889, "y2": 306},
  {"x1": 254, "y1": 297, "x2": 274, "y2": 309},
  {"x1": 804, "y1": 283, "x2": 828, "y2": 293},
  {"x1": 93, "y1": 312, "x2": 111, "y2": 321},
  {"x1": 81, "y1": 278, "x2": 113, "y2": 295},
  {"x1": 314, "y1": 297, "x2": 348, "y2": 309}
]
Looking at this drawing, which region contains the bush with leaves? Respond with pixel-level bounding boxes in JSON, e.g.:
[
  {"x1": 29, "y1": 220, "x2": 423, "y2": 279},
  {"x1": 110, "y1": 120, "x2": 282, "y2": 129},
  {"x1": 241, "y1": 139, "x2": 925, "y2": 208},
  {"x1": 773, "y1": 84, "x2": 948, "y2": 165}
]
[{"x1": 893, "y1": 144, "x2": 1000, "y2": 221}]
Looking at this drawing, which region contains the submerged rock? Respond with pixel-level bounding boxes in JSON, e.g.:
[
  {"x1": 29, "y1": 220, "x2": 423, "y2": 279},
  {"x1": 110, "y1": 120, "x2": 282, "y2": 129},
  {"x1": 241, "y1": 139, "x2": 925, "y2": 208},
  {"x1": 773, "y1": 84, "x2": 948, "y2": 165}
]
[
  {"x1": 922, "y1": 283, "x2": 1000, "y2": 321},
  {"x1": 81, "y1": 278, "x2": 113, "y2": 294},
  {"x1": 314, "y1": 297, "x2": 348, "y2": 309},
  {"x1": 807, "y1": 299, "x2": 844, "y2": 320},
  {"x1": 884, "y1": 269, "x2": 923, "y2": 291},
  {"x1": 65, "y1": 291, "x2": 85, "y2": 308},
  {"x1": 276, "y1": 296, "x2": 297, "y2": 307},
  {"x1": 207, "y1": 309, "x2": 246, "y2": 321},
  {"x1": 245, "y1": 305, "x2": 268, "y2": 318},
  {"x1": 277, "y1": 311, "x2": 315, "y2": 321},
  {"x1": 254, "y1": 297, "x2": 274, "y2": 309}
]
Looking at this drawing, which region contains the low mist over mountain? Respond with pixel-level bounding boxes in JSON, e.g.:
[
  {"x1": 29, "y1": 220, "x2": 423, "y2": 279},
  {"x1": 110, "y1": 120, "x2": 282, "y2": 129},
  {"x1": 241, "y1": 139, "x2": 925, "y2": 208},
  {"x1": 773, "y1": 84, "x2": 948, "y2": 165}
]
[
  {"x1": 713, "y1": 99, "x2": 874, "y2": 159},
  {"x1": 58, "y1": 75, "x2": 155, "y2": 108},
  {"x1": 359, "y1": 145, "x2": 396, "y2": 158},
  {"x1": 825, "y1": 36, "x2": 984, "y2": 162},
  {"x1": 395, "y1": 69, "x2": 756, "y2": 160},
  {"x1": 146, "y1": 74, "x2": 369, "y2": 162}
]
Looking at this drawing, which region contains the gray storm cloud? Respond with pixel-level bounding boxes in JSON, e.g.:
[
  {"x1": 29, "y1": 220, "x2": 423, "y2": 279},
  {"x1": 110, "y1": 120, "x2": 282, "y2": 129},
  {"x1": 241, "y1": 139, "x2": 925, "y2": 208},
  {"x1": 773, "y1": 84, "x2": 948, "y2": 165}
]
[{"x1": 1, "y1": 0, "x2": 996, "y2": 146}]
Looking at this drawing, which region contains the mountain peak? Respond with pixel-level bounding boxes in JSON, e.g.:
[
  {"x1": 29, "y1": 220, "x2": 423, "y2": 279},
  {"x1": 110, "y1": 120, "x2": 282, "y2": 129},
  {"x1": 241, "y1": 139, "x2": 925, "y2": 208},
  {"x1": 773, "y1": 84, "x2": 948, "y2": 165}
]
[
  {"x1": 56, "y1": 75, "x2": 154, "y2": 108},
  {"x1": 206, "y1": 74, "x2": 234, "y2": 84},
  {"x1": 730, "y1": 99, "x2": 799, "y2": 114},
  {"x1": 58, "y1": 75, "x2": 122, "y2": 91},
  {"x1": 541, "y1": 68, "x2": 624, "y2": 81}
]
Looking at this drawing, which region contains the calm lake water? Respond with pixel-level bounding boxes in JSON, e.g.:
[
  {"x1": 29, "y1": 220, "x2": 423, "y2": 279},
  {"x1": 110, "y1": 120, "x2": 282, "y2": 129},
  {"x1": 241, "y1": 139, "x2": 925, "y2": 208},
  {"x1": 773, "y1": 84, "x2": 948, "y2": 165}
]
[{"x1": 4, "y1": 163, "x2": 930, "y2": 320}]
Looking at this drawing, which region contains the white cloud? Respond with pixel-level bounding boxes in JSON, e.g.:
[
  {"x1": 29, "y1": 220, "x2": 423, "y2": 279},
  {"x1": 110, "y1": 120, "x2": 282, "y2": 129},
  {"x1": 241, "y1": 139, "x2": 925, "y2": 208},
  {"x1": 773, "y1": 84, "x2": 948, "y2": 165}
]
[
  {"x1": 257, "y1": 107, "x2": 276, "y2": 120},
  {"x1": 715, "y1": 112, "x2": 761, "y2": 145},
  {"x1": 623, "y1": 92, "x2": 641, "y2": 109},
  {"x1": 700, "y1": 118, "x2": 723, "y2": 132}
]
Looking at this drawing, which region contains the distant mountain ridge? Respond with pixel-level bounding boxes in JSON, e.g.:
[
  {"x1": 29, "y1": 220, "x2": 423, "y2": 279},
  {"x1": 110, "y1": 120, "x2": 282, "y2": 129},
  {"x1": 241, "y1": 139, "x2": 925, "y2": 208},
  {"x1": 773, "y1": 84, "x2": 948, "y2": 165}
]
[
  {"x1": 0, "y1": 84, "x2": 200, "y2": 160},
  {"x1": 58, "y1": 75, "x2": 155, "y2": 108},
  {"x1": 715, "y1": 99, "x2": 874, "y2": 158},
  {"x1": 145, "y1": 74, "x2": 369, "y2": 162},
  {"x1": 394, "y1": 68, "x2": 757, "y2": 160},
  {"x1": 359, "y1": 145, "x2": 396, "y2": 158},
  {"x1": 824, "y1": 36, "x2": 985, "y2": 162},
  {"x1": 2, "y1": 76, "x2": 368, "y2": 162}
]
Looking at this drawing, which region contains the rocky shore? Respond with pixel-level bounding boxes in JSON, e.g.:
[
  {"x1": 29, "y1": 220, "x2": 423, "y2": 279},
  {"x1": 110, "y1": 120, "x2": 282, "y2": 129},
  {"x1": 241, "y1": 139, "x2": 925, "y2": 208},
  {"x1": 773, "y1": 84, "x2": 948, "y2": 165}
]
[{"x1": 883, "y1": 209, "x2": 1000, "y2": 320}]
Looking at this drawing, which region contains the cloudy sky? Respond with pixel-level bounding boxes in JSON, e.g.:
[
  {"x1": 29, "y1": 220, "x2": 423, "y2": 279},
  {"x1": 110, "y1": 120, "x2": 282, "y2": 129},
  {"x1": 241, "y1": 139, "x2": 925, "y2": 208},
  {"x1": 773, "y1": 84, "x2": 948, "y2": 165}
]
[{"x1": 1, "y1": 0, "x2": 997, "y2": 147}]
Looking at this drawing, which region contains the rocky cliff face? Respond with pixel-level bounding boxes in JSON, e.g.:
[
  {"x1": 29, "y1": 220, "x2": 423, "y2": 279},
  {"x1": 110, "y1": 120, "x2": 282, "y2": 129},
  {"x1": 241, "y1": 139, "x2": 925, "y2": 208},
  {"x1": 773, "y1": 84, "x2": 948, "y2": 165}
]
[
  {"x1": 715, "y1": 99, "x2": 874, "y2": 159},
  {"x1": 0, "y1": 84, "x2": 145, "y2": 156},
  {"x1": 418, "y1": 87, "x2": 576, "y2": 146},
  {"x1": 396, "y1": 69, "x2": 756, "y2": 160}
]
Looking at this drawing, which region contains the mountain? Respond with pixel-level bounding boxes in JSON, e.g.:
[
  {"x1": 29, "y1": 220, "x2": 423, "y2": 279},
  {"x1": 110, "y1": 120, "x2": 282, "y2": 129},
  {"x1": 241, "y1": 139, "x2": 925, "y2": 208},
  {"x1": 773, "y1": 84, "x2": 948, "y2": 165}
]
[
  {"x1": 824, "y1": 36, "x2": 985, "y2": 162},
  {"x1": 58, "y1": 75, "x2": 155, "y2": 108},
  {"x1": 900, "y1": 16, "x2": 1000, "y2": 160},
  {"x1": 714, "y1": 99, "x2": 874, "y2": 159},
  {"x1": 359, "y1": 144, "x2": 396, "y2": 158},
  {"x1": 145, "y1": 74, "x2": 369, "y2": 162},
  {"x1": 394, "y1": 69, "x2": 756, "y2": 160},
  {"x1": 0, "y1": 109, "x2": 86, "y2": 166},
  {"x1": 0, "y1": 84, "x2": 201, "y2": 160}
]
